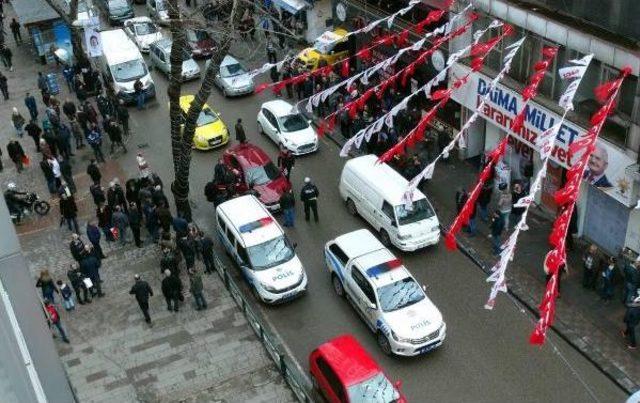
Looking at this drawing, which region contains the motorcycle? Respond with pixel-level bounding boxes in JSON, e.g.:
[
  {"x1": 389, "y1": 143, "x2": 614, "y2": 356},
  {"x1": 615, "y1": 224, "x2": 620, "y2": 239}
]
[{"x1": 8, "y1": 193, "x2": 51, "y2": 223}]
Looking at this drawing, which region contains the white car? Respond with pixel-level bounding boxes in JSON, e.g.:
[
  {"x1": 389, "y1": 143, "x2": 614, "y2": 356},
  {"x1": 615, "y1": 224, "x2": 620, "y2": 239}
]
[
  {"x1": 76, "y1": 0, "x2": 99, "y2": 27},
  {"x1": 257, "y1": 100, "x2": 318, "y2": 156},
  {"x1": 325, "y1": 229, "x2": 446, "y2": 356},
  {"x1": 123, "y1": 17, "x2": 163, "y2": 53},
  {"x1": 146, "y1": 0, "x2": 170, "y2": 25}
]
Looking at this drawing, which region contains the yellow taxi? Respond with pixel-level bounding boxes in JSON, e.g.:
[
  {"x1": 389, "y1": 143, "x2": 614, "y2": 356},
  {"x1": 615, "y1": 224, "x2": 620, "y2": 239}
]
[
  {"x1": 296, "y1": 28, "x2": 350, "y2": 70},
  {"x1": 179, "y1": 95, "x2": 229, "y2": 150}
]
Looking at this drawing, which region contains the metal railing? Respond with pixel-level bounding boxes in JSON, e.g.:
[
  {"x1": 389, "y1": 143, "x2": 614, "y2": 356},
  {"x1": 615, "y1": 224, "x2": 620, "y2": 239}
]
[{"x1": 211, "y1": 252, "x2": 317, "y2": 402}]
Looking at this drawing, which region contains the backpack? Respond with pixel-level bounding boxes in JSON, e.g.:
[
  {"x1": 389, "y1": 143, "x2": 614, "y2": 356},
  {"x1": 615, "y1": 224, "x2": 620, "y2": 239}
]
[
  {"x1": 204, "y1": 181, "x2": 217, "y2": 202},
  {"x1": 46, "y1": 305, "x2": 59, "y2": 323}
]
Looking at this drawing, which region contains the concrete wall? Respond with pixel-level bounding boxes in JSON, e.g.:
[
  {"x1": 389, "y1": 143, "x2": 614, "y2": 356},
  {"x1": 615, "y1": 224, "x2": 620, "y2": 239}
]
[{"x1": 0, "y1": 198, "x2": 75, "y2": 402}]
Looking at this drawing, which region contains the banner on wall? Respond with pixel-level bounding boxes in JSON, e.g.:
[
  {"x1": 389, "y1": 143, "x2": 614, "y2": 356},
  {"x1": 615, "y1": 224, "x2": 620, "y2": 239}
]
[
  {"x1": 84, "y1": 27, "x2": 102, "y2": 57},
  {"x1": 450, "y1": 63, "x2": 636, "y2": 207}
]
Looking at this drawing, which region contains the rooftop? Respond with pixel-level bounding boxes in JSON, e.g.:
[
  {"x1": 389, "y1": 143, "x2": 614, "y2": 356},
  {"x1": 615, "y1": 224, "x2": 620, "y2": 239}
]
[{"x1": 13, "y1": 0, "x2": 62, "y2": 25}]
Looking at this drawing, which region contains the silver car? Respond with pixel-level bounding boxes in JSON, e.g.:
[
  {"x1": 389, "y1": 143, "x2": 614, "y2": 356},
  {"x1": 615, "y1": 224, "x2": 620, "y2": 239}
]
[
  {"x1": 148, "y1": 38, "x2": 200, "y2": 81},
  {"x1": 123, "y1": 17, "x2": 163, "y2": 53},
  {"x1": 211, "y1": 55, "x2": 255, "y2": 97},
  {"x1": 146, "y1": 0, "x2": 170, "y2": 25}
]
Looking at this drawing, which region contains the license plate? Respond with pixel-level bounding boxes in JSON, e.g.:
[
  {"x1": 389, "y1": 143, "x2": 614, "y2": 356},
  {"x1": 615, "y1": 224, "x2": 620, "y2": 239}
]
[{"x1": 417, "y1": 342, "x2": 439, "y2": 354}]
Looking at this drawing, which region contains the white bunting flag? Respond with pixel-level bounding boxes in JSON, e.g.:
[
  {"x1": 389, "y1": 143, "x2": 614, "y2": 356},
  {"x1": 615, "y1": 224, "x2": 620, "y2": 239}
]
[{"x1": 558, "y1": 54, "x2": 593, "y2": 110}]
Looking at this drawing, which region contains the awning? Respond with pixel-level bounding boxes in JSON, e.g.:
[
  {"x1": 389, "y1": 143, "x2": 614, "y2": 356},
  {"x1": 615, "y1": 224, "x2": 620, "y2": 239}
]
[{"x1": 273, "y1": 0, "x2": 307, "y2": 15}]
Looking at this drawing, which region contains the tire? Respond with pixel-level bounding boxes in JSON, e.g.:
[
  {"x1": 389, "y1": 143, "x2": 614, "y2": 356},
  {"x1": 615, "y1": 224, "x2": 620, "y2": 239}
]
[
  {"x1": 34, "y1": 200, "x2": 50, "y2": 216},
  {"x1": 377, "y1": 332, "x2": 393, "y2": 356},
  {"x1": 257, "y1": 122, "x2": 264, "y2": 135},
  {"x1": 332, "y1": 274, "x2": 344, "y2": 297},
  {"x1": 379, "y1": 229, "x2": 391, "y2": 247},
  {"x1": 346, "y1": 199, "x2": 357, "y2": 216}
]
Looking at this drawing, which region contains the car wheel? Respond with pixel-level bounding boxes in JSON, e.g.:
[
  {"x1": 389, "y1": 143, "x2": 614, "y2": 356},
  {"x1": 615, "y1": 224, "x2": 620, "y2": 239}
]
[
  {"x1": 332, "y1": 274, "x2": 344, "y2": 297},
  {"x1": 377, "y1": 332, "x2": 393, "y2": 356},
  {"x1": 379, "y1": 229, "x2": 391, "y2": 247},
  {"x1": 346, "y1": 199, "x2": 357, "y2": 216},
  {"x1": 257, "y1": 122, "x2": 264, "y2": 135}
]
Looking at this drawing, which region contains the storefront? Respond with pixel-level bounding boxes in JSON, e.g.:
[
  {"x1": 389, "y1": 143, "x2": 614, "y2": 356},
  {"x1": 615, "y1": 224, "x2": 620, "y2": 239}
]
[{"x1": 449, "y1": 63, "x2": 637, "y2": 255}]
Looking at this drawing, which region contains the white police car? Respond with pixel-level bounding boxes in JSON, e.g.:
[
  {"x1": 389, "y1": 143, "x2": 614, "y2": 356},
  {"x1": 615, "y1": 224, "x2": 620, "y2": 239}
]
[
  {"x1": 216, "y1": 195, "x2": 307, "y2": 304},
  {"x1": 325, "y1": 229, "x2": 446, "y2": 356}
]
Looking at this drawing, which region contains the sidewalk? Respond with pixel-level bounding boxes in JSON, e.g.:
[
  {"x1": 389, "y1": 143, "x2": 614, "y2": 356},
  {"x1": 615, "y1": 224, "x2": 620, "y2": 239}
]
[{"x1": 324, "y1": 130, "x2": 640, "y2": 393}]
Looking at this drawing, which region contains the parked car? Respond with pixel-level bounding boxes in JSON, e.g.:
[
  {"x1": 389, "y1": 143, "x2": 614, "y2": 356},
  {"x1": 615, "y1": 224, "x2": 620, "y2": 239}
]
[
  {"x1": 309, "y1": 334, "x2": 406, "y2": 402},
  {"x1": 178, "y1": 95, "x2": 229, "y2": 150},
  {"x1": 210, "y1": 55, "x2": 254, "y2": 97},
  {"x1": 68, "y1": 0, "x2": 99, "y2": 27},
  {"x1": 123, "y1": 17, "x2": 162, "y2": 53},
  {"x1": 97, "y1": 0, "x2": 134, "y2": 25},
  {"x1": 325, "y1": 229, "x2": 446, "y2": 356},
  {"x1": 296, "y1": 28, "x2": 350, "y2": 71},
  {"x1": 146, "y1": 0, "x2": 170, "y2": 25},
  {"x1": 339, "y1": 154, "x2": 440, "y2": 251},
  {"x1": 185, "y1": 29, "x2": 216, "y2": 58},
  {"x1": 222, "y1": 143, "x2": 291, "y2": 211},
  {"x1": 215, "y1": 195, "x2": 307, "y2": 304},
  {"x1": 148, "y1": 38, "x2": 200, "y2": 81},
  {"x1": 257, "y1": 100, "x2": 318, "y2": 156}
]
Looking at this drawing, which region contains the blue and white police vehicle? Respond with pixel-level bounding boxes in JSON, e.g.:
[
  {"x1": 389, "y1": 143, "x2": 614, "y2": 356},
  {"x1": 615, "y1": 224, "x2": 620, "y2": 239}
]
[
  {"x1": 325, "y1": 229, "x2": 446, "y2": 356},
  {"x1": 216, "y1": 195, "x2": 307, "y2": 304}
]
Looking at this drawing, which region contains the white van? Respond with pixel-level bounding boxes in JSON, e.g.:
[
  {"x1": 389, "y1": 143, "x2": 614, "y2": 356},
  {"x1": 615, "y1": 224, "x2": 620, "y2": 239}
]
[
  {"x1": 216, "y1": 195, "x2": 307, "y2": 304},
  {"x1": 339, "y1": 154, "x2": 440, "y2": 251},
  {"x1": 98, "y1": 29, "x2": 156, "y2": 103}
]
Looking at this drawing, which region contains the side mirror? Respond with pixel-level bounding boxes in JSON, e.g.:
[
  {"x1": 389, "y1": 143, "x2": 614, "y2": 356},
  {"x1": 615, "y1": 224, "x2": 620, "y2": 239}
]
[
  {"x1": 390, "y1": 220, "x2": 397, "y2": 228},
  {"x1": 394, "y1": 380, "x2": 403, "y2": 390},
  {"x1": 422, "y1": 285, "x2": 427, "y2": 291}
]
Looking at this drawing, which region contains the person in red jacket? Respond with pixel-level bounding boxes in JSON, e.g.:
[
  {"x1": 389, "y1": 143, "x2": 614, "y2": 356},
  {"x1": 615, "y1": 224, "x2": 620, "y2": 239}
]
[{"x1": 44, "y1": 299, "x2": 70, "y2": 343}]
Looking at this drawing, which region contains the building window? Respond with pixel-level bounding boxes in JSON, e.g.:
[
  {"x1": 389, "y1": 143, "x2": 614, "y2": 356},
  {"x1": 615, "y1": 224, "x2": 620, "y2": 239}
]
[
  {"x1": 539, "y1": 40, "x2": 560, "y2": 99},
  {"x1": 507, "y1": 30, "x2": 535, "y2": 83}
]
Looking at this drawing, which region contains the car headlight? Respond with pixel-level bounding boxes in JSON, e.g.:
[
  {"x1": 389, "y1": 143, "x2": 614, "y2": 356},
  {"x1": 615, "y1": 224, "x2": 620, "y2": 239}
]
[
  {"x1": 397, "y1": 233, "x2": 411, "y2": 240},
  {"x1": 390, "y1": 329, "x2": 410, "y2": 343}
]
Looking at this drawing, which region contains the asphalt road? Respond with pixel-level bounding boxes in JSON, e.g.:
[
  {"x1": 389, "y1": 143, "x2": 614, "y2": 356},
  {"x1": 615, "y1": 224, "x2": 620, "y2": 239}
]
[{"x1": 118, "y1": 6, "x2": 627, "y2": 401}]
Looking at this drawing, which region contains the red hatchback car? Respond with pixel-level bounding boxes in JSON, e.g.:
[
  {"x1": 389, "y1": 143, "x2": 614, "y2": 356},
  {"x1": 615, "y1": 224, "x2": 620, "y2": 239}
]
[
  {"x1": 223, "y1": 143, "x2": 291, "y2": 211},
  {"x1": 309, "y1": 335, "x2": 406, "y2": 403},
  {"x1": 186, "y1": 29, "x2": 217, "y2": 58}
]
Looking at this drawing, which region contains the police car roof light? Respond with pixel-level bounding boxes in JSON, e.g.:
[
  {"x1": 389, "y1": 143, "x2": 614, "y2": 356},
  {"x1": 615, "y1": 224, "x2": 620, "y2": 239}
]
[
  {"x1": 366, "y1": 258, "x2": 403, "y2": 278},
  {"x1": 239, "y1": 217, "x2": 274, "y2": 233}
]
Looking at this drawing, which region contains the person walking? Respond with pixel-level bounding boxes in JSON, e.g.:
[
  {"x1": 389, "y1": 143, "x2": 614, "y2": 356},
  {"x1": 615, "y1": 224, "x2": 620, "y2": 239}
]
[
  {"x1": 59, "y1": 156, "x2": 76, "y2": 193},
  {"x1": 24, "y1": 92, "x2": 38, "y2": 121},
  {"x1": 25, "y1": 120, "x2": 42, "y2": 151},
  {"x1": 44, "y1": 299, "x2": 70, "y2": 343},
  {"x1": 266, "y1": 38, "x2": 277, "y2": 63},
  {"x1": 7, "y1": 140, "x2": 26, "y2": 172},
  {"x1": 510, "y1": 183, "x2": 526, "y2": 230},
  {"x1": 279, "y1": 188, "x2": 295, "y2": 227},
  {"x1": 67, "y1": 263, "x2": 89, "y2": 304},
  {"x1": 10, "y1": 19, "x2": 21, "y2": 43},
  {"x1": 11, "y1": 107, "x2": 25, "y2": 137},
  {"x1": 197, "y1": 231, "x2": 216, "y2": 274},
  {"x1": 277, "y1": 147, "x2": 295, "y2": 180},
  {"x1": 129, "y1": 274, "x2": 154, "y2": 324},
  {"x1": 112, "y1": 205, "x2": 129, "y2": 245},
  {"x1": 62, "y1": 98, "x2": 77, "y2": 121},
  {"x1": 107, "y1": 179, "x2": 128, "y2": 212},
  {"x1": 582, "y1": 244, "x2": 602, "y2": 290},
  {"x1": 601, "y1": 257, "x2": 616, "y2": 301},
  {"x1": 189, "y1": 268, "x2": 207, "y2": 310},
  {"x1": 116, "y1": 100, "x2": 130, "y2": 136},
  {"x1": 48, "y1": 155, "x2": 62, "y2": 189},
  {"x1": 128, "y1": 203, "x2": 143, "y2": 247},
  {"x1": 623, "y1": 300, "x2": 640, "y2": 350},
  {"x1": 107, "y1": 120, "x2": 127, "y2": 154},
  {"x1": 37, "y1": 72, "x2": 49, "y2": 101},
  {"x1": 86, "y1": 159, "x2": 102, "y2": 185},
  {"x1": 57, "y1": 280, "x2": 75, "y2": 311},
  {"x1": 455, "y1": 187, "x2": 468, "y2": 214},
  {"x1": 87, "y1": 124, "x2": 105, "y2": 162},
  {"x1": 235, "y1": 118, "x2": 247, "y2": 144},
  {"x1": 300, "y1": 177, "x2": 319, "y2": 222},
  {"x1": 86, "y1": 220, "x2": 106, "y2": 259},
  {"x1": 161, "y1": 269, "x2": 181, "y2": 312},
  {"x1": 90, "y1": 183, "x2": 106, "y2": 207},
  {"x1": 134, "y1": 78, "x2": 145, "y2": 110},
  {"x1": 60, "y1": 191, "x2": 80, "y2": 233},
  {"x1": 69, "y1": 233, "x2": 85, "y2": 262},
  {"x1": 623, "y1": 261, "x2": 640, "y2": 304},
  {"x1": 490, "y1": 210, "x2": 505, "y2": 255},
  {"x1": 497, "y1": 183, "x2": 512, "y2": 231},
  {"x1": 36, "y1": 269, "x2": 58, "y2": 303},
  {"x1": 0, "y1": 72, "x2": 8, "y2": 100},
  {"x1": 0, "y1": 46, "x2": 13, "y2": 71},
  {"x1": 69, "y1": 116, "x2": 84, "y2": 149},
  {"x1": 178, "y1": 232, "x2": 197, "y2": 271},
  {"x1": 80, "y1": 244, "x2": 104, "y2": 298}
]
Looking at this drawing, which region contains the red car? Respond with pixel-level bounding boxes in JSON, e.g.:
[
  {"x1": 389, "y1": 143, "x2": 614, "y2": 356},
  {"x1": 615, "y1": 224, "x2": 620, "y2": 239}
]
[
  {"x1": 223, "y1": 143, "x2": 291, "y2": 211},
  {"x1": 186, "y1": 29, "x2": 217, "y2": 58},
  {"x1": 309, "y1": 335, "x2": 406, "y2": 403}
]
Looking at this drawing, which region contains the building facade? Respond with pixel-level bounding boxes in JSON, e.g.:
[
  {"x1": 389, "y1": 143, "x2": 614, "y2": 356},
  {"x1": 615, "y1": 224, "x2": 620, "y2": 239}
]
[{"x1": 444, "y1": 0, "x2": 640, "y2": 256}]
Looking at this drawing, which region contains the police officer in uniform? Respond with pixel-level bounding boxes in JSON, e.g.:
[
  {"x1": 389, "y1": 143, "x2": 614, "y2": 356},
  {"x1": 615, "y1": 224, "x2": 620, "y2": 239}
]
[{"x1": 300, "y1": 177, "x2": 319, "y2": 223}]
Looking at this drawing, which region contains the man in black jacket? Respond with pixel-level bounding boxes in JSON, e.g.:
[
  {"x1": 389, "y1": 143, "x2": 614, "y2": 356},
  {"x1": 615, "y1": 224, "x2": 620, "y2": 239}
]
[
  {"x1": 80, "y1": 245, "x2": 104, "y2": 297},
  {"x1": 86, "y1": 159, "x2": 101, "y2": 185},
  {"x1": 161, "y1": 269, "x2": 181, "y2": 312},
  {"x1": 130, "y1": 274, "x2": 153, "y2": 324},
  {"x1": 279, "y1": 189, "x2": 295, "y2": 227},
  {"x1": 300, "y1": 177, "x2": 319, "y2": 222},
  {"x1": 69, "y1": 233, "x2": 85, "y2": 262},
  {"x1": 67, "y1": 263, "x2": 89, "y2": 304},
  {"x1": 234, "y1": 118, "x2": 246, "y2": 144}
]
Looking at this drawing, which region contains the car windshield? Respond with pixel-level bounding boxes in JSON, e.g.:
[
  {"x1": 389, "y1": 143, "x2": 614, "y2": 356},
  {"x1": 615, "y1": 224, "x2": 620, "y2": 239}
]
[
  {"x1": 245, "y1": 162, "x2": 280, "y2": 186},
  {"x1": 135, "y1": 22, "x2": 157, "y2": 35},
  {"x1": 377, "y1": 277, "x2": 425, "y2": 312},
  {"x1": 197, "y1": 108, "x2": 219, "y2": 126},
  {"x1": 220, "y1": 63, "x2": 246, "y2": 78},
  {"x1": 278, "y1": 114, "x2": 308, "y2": 132},
  {"x1": 109, "y1": 0, "x2": 128, "y2": 10},
  {"x1": 111, "y1": 59, "x2": 147, "y2": 82},
  {"x1": 246, "y1": 235, "x2": 295, "y2": 270},
  {"x1": 187, "y1": 30, "x2": 210, "y2": 42},
  {"x1": 394, "y1": 198, "x2": 435, "y2": 226},
  {"x1": 347, "y1": 373, "x2": 399, "y2": 403}
]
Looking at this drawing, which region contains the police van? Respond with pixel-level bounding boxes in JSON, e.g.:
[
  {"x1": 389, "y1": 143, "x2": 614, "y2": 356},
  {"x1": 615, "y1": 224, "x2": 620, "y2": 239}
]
[
  {"x1": 216, "y1": 195, "x2": 307, "y2": 304},
  {"x1": 325, "y1": 229, "x2": 446, "y2": 356}
]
